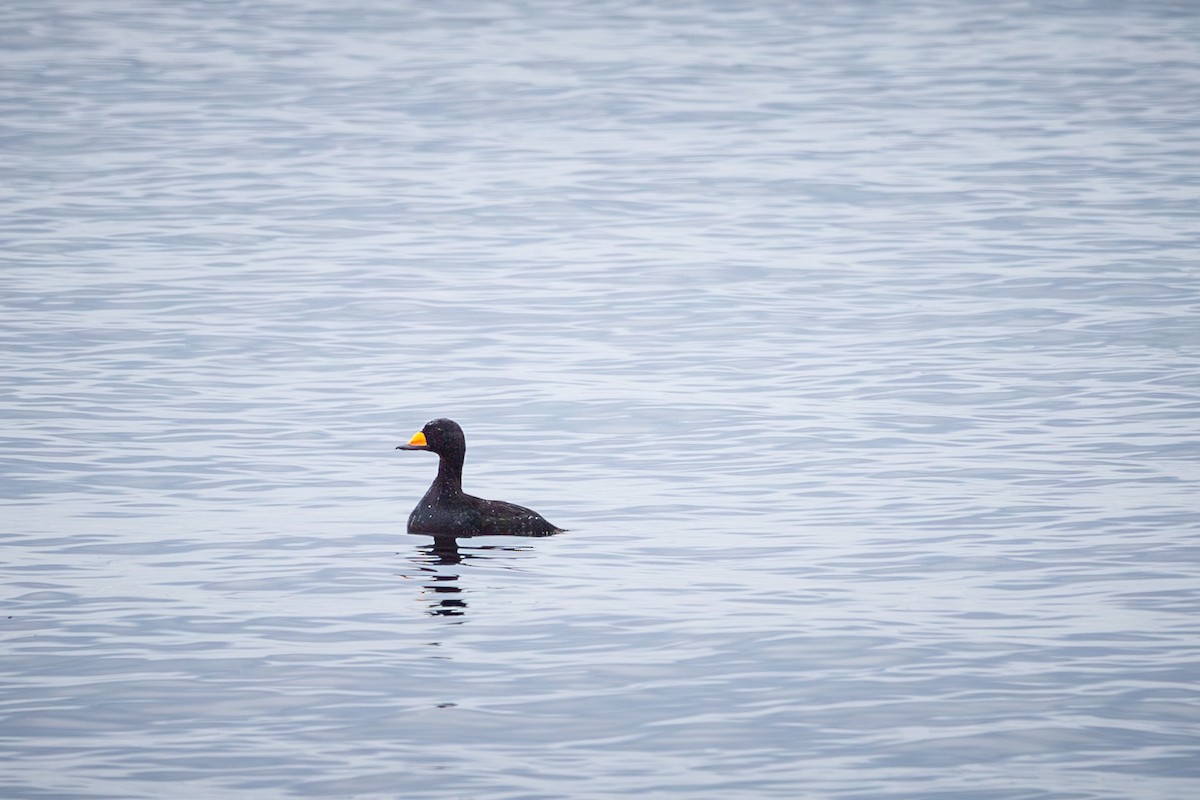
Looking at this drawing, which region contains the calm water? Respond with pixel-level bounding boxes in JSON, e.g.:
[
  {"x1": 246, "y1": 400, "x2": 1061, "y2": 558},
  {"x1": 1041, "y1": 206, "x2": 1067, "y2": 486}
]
[{"x1": 3, "y1": 1, "x2": 1200, "y2": 798}]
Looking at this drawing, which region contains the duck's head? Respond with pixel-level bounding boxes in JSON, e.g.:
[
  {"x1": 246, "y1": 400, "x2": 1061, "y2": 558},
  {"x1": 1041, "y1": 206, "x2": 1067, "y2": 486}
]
[{"x1": 397, "y1": 418, "x2": 465, "y2": 455}]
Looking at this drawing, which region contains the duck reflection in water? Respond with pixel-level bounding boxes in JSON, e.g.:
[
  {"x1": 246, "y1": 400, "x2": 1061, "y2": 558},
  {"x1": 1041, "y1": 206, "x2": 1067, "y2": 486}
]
[{"x1": 410, "y1": 537, "x2": 537, "y2": 617}]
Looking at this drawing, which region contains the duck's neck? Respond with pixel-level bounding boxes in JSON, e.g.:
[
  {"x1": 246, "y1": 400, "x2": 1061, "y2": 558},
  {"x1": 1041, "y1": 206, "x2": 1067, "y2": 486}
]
[{"x1": 435, "y1": 451, "x2": 465, "y2": 495}]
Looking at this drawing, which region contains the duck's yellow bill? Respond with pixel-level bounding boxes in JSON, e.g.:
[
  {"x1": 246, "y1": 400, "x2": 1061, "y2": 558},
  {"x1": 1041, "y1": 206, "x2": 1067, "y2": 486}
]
[{"x1": 407, "y1": 431, "x2": 427, "y2": 447}]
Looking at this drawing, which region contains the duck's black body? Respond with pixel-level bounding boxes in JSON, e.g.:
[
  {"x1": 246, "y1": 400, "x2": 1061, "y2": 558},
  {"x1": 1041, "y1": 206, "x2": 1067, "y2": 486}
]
[{"x1": 397, "y1": 418, "x2": 563, "y2": 537}]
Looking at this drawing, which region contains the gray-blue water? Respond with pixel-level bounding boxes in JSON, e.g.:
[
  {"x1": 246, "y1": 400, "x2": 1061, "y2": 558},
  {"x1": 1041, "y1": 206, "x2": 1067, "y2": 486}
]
[{"x1": 3, "y1": 1, "x2": 1199, "y2": 798}]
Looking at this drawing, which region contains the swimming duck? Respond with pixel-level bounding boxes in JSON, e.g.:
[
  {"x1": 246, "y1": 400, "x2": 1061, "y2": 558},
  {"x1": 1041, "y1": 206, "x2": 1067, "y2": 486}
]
[{"x1": 397, "y1": 418, "x2": 563, "y2": 537}]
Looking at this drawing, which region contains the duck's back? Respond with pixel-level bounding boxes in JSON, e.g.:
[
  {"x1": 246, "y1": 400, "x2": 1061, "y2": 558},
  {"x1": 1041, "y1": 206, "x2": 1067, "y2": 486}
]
[
  {"x1": 473, "y1": 497, "x2": 562, "y2": 536},
  {"x1": 408, "y1": 490, "x2": 561, "y2": 537}
]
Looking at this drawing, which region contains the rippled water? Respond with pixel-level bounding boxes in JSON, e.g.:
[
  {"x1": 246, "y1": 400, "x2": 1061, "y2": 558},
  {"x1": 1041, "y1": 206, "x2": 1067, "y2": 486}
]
[{"x1": 3, "y1": 1, "x2": 1200, "y2": 798}]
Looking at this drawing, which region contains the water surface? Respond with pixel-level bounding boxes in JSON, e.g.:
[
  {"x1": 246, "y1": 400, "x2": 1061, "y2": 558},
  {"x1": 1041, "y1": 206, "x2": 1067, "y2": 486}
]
[{"x1": 3, "y1": 1, "x2": 1199, "y2": 798}]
